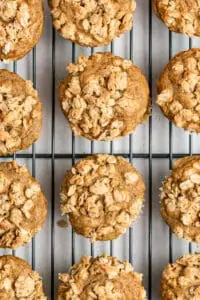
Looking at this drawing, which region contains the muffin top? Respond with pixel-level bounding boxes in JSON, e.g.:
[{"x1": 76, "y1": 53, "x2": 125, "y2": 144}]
[
  {"x1": 161, "y1": 156, "x2": 200, "y2": 243},
  {"x1": 49, "y1": 0, "x2": 135, "y2": 47},
  {"x1": 59, "y1": 52, "x2": 150, "y2": 141},
  {"x1": 0, "y1": 255, "x2": 46, "y2": 299},
  {"x1": 157, "y1": 48, "x2": 200, "y2": 133},
  {"x1": 153, "y1": 0, "x2": 200, "y2": 37},
  {"x1": 61, "y1": 154, "x2": 145, "y2": 241},
  {"x1": 58, "y1": 254, "x2": 147, "y2": 300},
  {"x1": 0, "y1": 160, "x2": 47, "y2": 249},
  {"x1": 0, "y1": 0, "x2": 43, "y2": 61},
  {"x1": 161, "y1": 253, "x2": 200, "y2": 300},
  {"x1": 0, "y1": 69, "x2": 42, "y2": 155}
]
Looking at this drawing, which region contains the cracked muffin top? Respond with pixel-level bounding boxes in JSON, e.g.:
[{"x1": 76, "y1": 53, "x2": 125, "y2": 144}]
[
  {"x1": 0, "y1": 160, "x2": 47, "y2": 249},
  {"x1": 0, "y1": 0, "x2": 43, "y2": 61},
  {"x1": 58, "y1": 254, "x2": 147, "y2": 300},
  {"x1": 0, "y1": 69, "x2": 42, "y2": 155},
  {"x1": 49, "y1": 0, "x2": 135, "y2": 47},
  {"x1": 59, "y1": 52, "x2": 150, "y2": 141},
  {"x1": 61, "y1": 154, "x2": 145, "y2": 241},
  {"x1": 157, "y1": 48, "x2": 200, "y2": 133},
  {"x1": 153, "y1": 0, "x2": 200, "y2": 37},
  {"x1": 0, "y1": 255, "x2": 46, "y2": 299},
  {"x1": 161, "y1": 253, "x2": 200, "y2": 300},
  {"x1": 160, "y1": 156, "x2": 200, "y2": 243}
]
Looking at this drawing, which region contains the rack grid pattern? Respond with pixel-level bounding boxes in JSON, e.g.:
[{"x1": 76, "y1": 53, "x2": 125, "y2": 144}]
[{"x1": 0, "y1": 1, "x2": 200, "y2": 299}]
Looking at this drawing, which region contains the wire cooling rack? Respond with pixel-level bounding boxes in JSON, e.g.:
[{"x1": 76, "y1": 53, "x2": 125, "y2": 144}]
[{"x1": 0, "y1": 1, "x2": 200, "y2": 299}]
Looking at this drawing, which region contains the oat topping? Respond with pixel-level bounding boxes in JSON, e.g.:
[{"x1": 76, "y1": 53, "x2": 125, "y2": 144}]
[
  {"x1": 0, "y1": 255, "x2": 46, "y2": 299},
  {"x1": 161, "y1": 253, "x2": 200, "y2": 300},
  {"x1": 59, "y1": 52, "x2": 150, "y2": 141},
  {"x1": 0, "y1": 160, "x2": 47, "y2": 249},
  {"x1": 153, "y1": 0, "x2": 200, "y2": 37},
  {"x1": 0, "y1": 69, "x2": 42, "y2": 155},
  {"x1": 49, "y1": 0, "x2": 135, "y2": 47},
  {"x1": 157, "y1": 48, "x2": 200, "y2": 133},
  {"x1": 61, "y1": 154, "x2": 145, "y2": 241},
  {"x1": 0, "y1": 0, "x2": 43, "y2": 61},
  {"x1": 160, "y1": 156, "x2": 200, "y2": 243},
  {"x1": 58, "y1": 254, "x2": 147, "y2": 300}
]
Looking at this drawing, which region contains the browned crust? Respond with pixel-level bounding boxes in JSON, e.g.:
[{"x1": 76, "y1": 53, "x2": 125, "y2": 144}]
[
  {"x1": 0, "y1": 69, "x2": 42, "y2": 155},
  {"x1": 0, "y1": 0, "x2": 44, "y2": 61}
]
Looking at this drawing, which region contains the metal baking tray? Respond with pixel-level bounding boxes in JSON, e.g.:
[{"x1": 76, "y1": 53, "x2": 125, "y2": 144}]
[{"x1": 0, "y1": 1, "x2": 200, "y2": 299}]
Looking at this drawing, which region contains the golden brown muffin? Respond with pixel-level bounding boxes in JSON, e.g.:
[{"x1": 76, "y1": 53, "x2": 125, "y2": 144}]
[
  {"x1": 0, "y1": 0, "x2": 44, "y2": 61},
  {"x1": 49, "y1": 0, "x2": 136, "y2": 47},
  {"x1": 60, "y1": 154, "x2": 145, "y2": 241},
  {"x1": 157, "y1": 48, "x2": 200, "y2": 133},
  {"x1": 160, "y1": 156, "x2": 200, "y2": 243},
  {"x1": 59, "y1": 52, "x2": 150, "y2": 141},
  {"x1": 0, "y1": 160, "x2": 47, "y2": 249},
  {"x1": 0, "y1": 255, "x2": 46, "y2": 299},
  {"x1": 58, "y1": 254, "x2": 147, "y2": 300},
  {"x1": 161, "y1": 253, "x2": 200, "y2": 300},
  {"x1": 153, "y1": 0, "x2": 200, "y2": 37},
  {"x1": 0, "y1": 69, "x2": 42, "y2": 155}
]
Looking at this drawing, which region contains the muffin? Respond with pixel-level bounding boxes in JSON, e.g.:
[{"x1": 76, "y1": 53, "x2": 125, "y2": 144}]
[
  {"x1": 49, "y1": 0, "x2": 136, "y2": 47},
  {"x1": 60, "y1": 154, "x2": 145, "y2": 241},
  {"x1": 0, "y1": 69, "x2": 42, "y2": 155},
  {"x1": 0, "y1": 0, "x2": 44, "y2": 61},
  {"x1": 0, "y1": 160, "x2": 47, "y2": 249},
  {"x1": 153, "y1": 0, "x2": 200, "y2": 37},
  {"x1": 161, "y1": 253, "x2": 200, "y2": 299},
  {"x1": 160, "y1": 156, "x2": 200, "y2": 243},
  {"x1": 0, "y1": 255, "x2": 46, "y2": 299},
  {"x1": 157, "y1": 48, "x2": 200, "y2": 133},
  {"x1": 58, "y1": 254, "x2": 147, "y2": 300},
  {"x1": 59, "y1": 52, "x2": 150, "y2": 141}
]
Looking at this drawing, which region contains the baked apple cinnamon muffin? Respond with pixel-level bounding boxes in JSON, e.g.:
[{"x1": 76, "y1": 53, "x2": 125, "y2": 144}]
[
  {"x1": 0, "y1": 255, "x2": 46, "y2": 299},
  {"x1": 58, "y1": 254, "x2": 147, "y2": 300},
  {"x1": 59, "y1": 52, "x2": 150, "y2": 141},
  {"x1": 0, "y1": 0, "x2": 44, "y2": 61},
  {"x1": 0, "y1": 160, "x2": 47, "y2": 249},
  {"x1": 160, "y1": 156, "x2": 200, "y2": 243},
  {"x1": 49, "y1": 0, "x2": 136, "y2": 47},
  {"x1": 60, "y1": 154, "x2": 145, "y2": 241}
]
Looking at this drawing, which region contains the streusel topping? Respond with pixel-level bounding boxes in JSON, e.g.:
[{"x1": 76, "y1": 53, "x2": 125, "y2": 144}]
[
  {"x1": 161, "y1": 253, "x2": 200, "y2": 300},
  {"x1": 0, "y1": 160, "x2": 47, "y2": 249},
  {"x1": 58, "y1": 255, "x2": 147, "y2": 300},
  {"x1": 0, "y1": 255, "x2": 46, "y2": 299},
  {"x1": 153, "y1": 0, "x2": 200, "y2": 37},
  {"x1": 61, "y1": 154, "x2": 145, "y2": 241},
  {"x1": 161, "y1": 156, "x2": 200, "y2": 243},
  {"x1": 157, "y1": 48, "x2": 200, "y2": 133},
  {"x1": 49, "y1": 0, "x2": 136, "y2": 47},
  {"x1": 60, "y1": 52, "x2": 150, "y2": 141}
]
